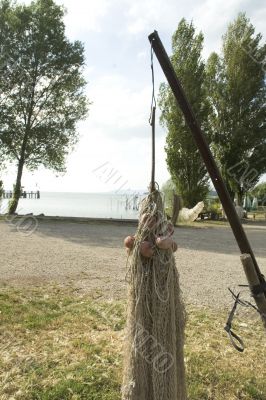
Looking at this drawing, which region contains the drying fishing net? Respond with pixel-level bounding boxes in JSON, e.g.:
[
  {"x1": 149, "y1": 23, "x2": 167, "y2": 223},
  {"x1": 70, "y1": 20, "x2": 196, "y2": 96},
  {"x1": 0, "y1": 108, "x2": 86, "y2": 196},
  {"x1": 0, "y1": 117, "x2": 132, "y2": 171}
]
[{"x1": 121, "y1": 189, "x2": 187, "y2": 400}]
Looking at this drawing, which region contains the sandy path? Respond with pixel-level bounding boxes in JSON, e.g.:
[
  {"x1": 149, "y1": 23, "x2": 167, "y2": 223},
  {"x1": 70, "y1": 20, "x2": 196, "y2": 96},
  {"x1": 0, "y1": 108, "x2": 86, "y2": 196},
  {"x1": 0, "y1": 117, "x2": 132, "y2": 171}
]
[{"x1": 0, "y1": 219, "x2": 265, "y2": 309}]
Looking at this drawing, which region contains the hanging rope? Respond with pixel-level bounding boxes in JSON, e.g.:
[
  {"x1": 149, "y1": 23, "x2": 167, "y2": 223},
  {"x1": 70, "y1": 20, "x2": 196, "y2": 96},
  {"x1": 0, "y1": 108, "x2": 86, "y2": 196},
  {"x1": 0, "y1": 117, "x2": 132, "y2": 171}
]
[
  {"x1": 150, "y1": 106, "x2": 156, "y2": 192},
  {"x1": 224, "y1": 290, "x2": 245, "y2": 352},
  {"x1": 149, "y1": 44, "x2": 156, "y2": 193},
  {"x1": 149, "y1": 43, "x2": 156, "y2": 120},
  {"x1": 224, "y1": 286, "x2": 263, "y2": 352}
]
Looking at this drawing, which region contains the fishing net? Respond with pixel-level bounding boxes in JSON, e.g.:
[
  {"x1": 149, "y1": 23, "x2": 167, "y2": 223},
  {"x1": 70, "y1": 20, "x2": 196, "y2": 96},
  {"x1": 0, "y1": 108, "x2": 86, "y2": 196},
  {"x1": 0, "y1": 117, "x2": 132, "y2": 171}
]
[{"x1": 121, "y1": 189, "x2": 187, "y2": 400}]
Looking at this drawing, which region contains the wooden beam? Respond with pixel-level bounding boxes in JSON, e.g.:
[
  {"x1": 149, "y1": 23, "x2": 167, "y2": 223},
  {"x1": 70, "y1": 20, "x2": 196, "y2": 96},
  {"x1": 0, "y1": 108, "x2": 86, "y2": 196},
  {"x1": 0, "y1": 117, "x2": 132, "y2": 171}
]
[{"x1": 240, "y1": 254, "x2": 266, "y2": 329}]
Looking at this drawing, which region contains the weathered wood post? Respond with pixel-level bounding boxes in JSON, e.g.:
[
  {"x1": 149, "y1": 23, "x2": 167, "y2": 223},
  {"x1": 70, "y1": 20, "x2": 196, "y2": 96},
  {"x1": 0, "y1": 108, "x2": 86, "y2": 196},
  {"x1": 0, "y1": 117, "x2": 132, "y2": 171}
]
[
  {"x1": 240, "y1": 254, "x2": 266, "y2": 328},
  {"x1": 172, "y1": 192, "x2": 181, "y2": 226},
  {"x1": 148, "y1": 31, "x2": 266, "y2": 330}
]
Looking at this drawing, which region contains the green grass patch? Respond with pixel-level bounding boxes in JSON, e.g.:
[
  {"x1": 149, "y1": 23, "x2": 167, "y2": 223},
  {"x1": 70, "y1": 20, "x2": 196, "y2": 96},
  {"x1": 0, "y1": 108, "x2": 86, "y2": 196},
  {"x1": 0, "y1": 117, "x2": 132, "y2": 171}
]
[{"x1": 0, "y1": 286, "x2": 265, "y2": 399}]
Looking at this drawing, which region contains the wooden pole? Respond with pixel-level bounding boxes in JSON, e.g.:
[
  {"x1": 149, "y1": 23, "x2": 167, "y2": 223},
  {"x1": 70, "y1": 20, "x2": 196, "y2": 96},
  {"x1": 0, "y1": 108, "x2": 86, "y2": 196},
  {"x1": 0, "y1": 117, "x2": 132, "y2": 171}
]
[
  {"x1": 172, "y1": 193, "x2": 181, "y2": 226},
  {"x1": 148, "y1": 30, "x2": 266, "y2": 300},
  {"x1": 240, "y1": 254, "x2": 266, "y2": 329}
]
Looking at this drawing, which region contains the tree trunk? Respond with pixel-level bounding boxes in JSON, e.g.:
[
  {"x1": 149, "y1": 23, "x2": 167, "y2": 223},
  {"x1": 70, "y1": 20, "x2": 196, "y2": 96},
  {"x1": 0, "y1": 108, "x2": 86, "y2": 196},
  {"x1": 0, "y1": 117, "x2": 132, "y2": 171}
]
[
  {"x1": 236, "y1": 185, "x2": 245, "y2": 207},
  {"x1": 0, "y1": 180, "x2": 3, "y2": 199},
  {"x1": 236, "y1": 191, "x2": 244, "y2": 207},
  {"x1": 8, "y1": 158, "x2": 24, "y2": 214},
  {"x1": 225, "y1": 182, "x2": 235, "y2": 202},
  {"x1": 171, "y1": 193, "x2": 181, "y2": 226},
  {"x1": 8, "y1": 124, "x2": 29, "y2": 215}
]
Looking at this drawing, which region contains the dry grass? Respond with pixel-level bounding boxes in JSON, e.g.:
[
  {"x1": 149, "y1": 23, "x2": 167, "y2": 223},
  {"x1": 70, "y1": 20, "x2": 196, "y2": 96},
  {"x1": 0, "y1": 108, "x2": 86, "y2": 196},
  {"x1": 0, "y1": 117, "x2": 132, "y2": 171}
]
[
  {"x1": 0, "y1": 285, "x2": 265, "y2": 400},
  {"x1": 247, "y1": 212, "x2": 266, "y2": 221}
]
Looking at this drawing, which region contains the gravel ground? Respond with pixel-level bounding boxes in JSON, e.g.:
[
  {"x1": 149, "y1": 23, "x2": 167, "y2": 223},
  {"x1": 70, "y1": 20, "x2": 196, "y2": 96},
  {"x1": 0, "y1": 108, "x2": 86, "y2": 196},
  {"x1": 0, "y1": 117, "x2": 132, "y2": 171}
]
[{"x1": 0, "y1": 218, "x2": 265, "y2": 309}]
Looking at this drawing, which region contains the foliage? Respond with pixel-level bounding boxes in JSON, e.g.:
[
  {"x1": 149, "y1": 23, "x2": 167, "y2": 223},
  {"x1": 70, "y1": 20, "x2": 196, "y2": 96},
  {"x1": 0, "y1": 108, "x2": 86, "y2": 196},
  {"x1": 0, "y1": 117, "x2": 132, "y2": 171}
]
[
  {"x1": 208, "y1": 198, "x2": 221, "y2": 214},
  {"x1": 159, "y1": 19, "x2": 211, "y2": 208},
  {"x1": 0, "y1": 0, "x2": 89, "y2": 213},
  {"x1": 250, "y1": 182, "x2": 266, "y2": 200},
  {"x1": 161, "y1": 178, "x2": 179, "y2": 214},
  {"x1": 206, "y1": 13, "x2": 266, "y2": 202}
]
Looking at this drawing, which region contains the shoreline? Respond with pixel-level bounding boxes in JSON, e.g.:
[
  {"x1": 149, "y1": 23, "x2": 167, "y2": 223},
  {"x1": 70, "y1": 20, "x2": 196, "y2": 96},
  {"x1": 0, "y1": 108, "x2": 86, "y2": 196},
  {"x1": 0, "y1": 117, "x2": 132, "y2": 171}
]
[
  {"x1": 1, "y1": 213, "x2": 265, "y2": 228},
  {"x1": 0, "y1": 218, "x2": 265, "y2": 307},
  {"x1": 0, "y1": 214, "x2": 138, "y2": 225}
]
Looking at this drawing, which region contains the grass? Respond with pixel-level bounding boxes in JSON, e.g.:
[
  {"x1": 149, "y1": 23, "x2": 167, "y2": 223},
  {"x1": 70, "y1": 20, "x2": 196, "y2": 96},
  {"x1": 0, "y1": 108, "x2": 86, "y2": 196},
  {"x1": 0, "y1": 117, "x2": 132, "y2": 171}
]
[
  {"x1": 247, "y1": 212, "x2": 266, "y2": 221},
  {"x1": 0, "y1": 286, "x2": 265, "y2": 400}
]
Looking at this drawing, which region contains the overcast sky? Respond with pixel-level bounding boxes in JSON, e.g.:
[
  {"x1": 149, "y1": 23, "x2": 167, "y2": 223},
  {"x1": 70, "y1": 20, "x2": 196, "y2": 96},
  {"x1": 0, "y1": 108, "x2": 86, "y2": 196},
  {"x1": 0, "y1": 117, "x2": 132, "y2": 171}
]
[{"x1": 2, "y1": 0, "x2": 266, "y2": 193}]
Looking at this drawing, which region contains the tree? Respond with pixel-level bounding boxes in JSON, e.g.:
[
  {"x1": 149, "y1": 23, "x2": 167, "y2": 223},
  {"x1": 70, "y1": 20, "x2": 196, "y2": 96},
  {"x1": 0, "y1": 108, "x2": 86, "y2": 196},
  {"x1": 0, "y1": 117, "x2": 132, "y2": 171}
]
[
  {"x1": 206, "y1": 13, "x2": 266, "y2": 204},
  {"x1": 250, "y1": 182, "x2": 266, "y2": 200},
  {"x1": 0, "y1": 0, "x2": 89, "y2": 214},
  {"x1": 159, "y1": 19, "x2": 210, "y2": 208},
  {"x1": 161, "y1": 179, "x2": 177, "y2": 210},
  {"x1": 161, "y1": 179, "x2": 182, "y2": 224}
]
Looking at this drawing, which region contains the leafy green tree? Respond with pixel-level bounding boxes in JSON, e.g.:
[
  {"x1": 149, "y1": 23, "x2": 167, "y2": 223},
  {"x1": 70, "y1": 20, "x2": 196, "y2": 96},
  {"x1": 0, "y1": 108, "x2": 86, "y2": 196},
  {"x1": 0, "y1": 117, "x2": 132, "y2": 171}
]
[
  {"x1": 0, "y1": 0, "x2": 89, "y2": 214},
  {"x1": 161, "y1": 179, "x2": 183, "y2": 224},
  {"x1": 161, "y1": 179, "x2": 177, "y2": 208},
  {"x1": 159, "y1": 19, "x2": 210, "y2": 208},
  {"x1": 250, "y1": 182, "x2": 266, "y2": 200},
  {"x1": 206, "y1": 13, "x2": 266, "y2": 204}
]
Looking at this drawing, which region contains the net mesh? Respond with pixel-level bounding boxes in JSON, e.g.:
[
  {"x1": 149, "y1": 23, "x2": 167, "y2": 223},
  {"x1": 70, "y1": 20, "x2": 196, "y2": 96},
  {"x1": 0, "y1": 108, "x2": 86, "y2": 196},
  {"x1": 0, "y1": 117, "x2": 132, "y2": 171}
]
[{"x1": 121, "y1": 190, "x2": 187, "y2": 400}]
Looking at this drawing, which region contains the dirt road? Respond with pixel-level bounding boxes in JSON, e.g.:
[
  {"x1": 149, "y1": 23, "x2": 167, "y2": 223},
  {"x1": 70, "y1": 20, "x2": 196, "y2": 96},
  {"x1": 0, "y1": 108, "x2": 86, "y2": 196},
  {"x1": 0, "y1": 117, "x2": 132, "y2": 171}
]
[{"x1": 0, "y1": 219, "x2": 265, "y2": 309}]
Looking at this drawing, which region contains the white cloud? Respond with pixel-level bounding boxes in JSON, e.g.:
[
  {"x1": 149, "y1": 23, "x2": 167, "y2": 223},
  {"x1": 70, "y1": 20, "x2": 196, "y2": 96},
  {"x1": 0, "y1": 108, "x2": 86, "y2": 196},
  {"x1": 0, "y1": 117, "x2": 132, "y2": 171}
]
[
  {"x1": 124, "y1": 0, "x2": 195, "y2": 35},
  {"x1": 137, "y1": 50, "x2": 148, "y2": 59},
  {"x1": 86, "y1": 74, "x2": 155, "y2": 139},
  {"x1": 192, "y1": 0, "x2": 266, "y2": 57},
  {"x1": 57, "y1": 0, "x2": 111, "y2": 36},
  {"x1": 123, "y1": 0, "x2": 266, "y2": 56},
  {"x1": 4, "y1": 0, "x2": 266, "y2": 193}
]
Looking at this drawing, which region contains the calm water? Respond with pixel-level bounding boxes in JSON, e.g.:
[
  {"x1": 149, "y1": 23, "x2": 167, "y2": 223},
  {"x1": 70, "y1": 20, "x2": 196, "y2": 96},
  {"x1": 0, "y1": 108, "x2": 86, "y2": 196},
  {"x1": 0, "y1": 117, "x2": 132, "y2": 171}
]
[{"x1": 0, "y1": 192, "x2": 144, "y2": 219}]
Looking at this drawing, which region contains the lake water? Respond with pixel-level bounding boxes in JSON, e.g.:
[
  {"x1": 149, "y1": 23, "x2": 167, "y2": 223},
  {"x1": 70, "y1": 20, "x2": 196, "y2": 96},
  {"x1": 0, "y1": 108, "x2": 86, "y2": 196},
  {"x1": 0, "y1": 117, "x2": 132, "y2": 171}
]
[{"x1": 0, "y1": 192, "x2": 144, "y2": 219}]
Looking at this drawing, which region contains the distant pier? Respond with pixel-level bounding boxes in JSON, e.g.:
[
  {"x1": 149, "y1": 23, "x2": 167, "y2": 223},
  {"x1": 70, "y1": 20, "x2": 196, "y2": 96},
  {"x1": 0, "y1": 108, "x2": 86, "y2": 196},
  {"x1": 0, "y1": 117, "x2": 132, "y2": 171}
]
[
  {"x1": 125, "y1": 194, "x2": 140, "y2": 211},
  {"x1": 2, "y1": 190, "x2": 40, "y2": 199}
]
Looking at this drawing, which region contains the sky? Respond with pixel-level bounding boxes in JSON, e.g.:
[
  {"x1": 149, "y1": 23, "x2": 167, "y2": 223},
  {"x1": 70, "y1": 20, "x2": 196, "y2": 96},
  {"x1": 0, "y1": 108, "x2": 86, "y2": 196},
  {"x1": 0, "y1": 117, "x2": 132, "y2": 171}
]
[{"x1": 2, "y1": 0, "x2": 266, "y2": 193}]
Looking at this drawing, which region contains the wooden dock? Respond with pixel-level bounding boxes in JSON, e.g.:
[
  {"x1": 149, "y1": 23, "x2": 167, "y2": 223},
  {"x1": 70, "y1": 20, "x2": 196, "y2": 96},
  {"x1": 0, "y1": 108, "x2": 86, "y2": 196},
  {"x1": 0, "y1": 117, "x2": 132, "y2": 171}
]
[{"x1": 2, "y1": 190, "x2": 40, "y2": 199}]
